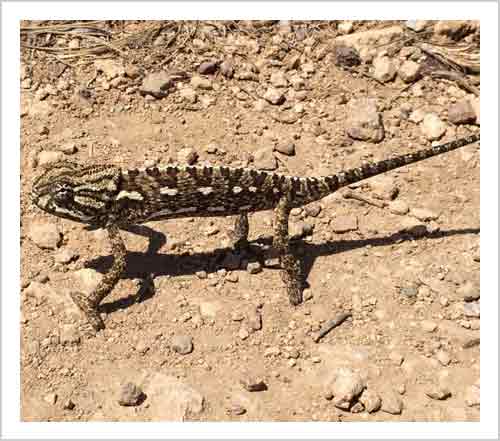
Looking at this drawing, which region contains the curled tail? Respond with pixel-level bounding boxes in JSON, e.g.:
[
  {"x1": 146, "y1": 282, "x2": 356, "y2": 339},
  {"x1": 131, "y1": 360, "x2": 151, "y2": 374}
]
[{"x1": 296, "y1": 134, "x2": 480, "y2": 205}]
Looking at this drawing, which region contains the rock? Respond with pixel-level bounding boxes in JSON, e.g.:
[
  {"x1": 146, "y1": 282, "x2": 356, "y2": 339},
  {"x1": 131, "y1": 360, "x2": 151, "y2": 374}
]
[
  {"x1": 198, "y1": 60, "x2": 218, "y2": 75},
  {"x1": 238, "y1": 327, "x2": 250, "y2": 340},
  {"x1": 457, "y1": 282, "x2": 480, "y2": 302},
  {"x1": 118, "y1": 382, "x2": 146, "y2": 406},
  {"x1": 369, "y1": 176, "x2": 399, "y2": 200},
  {"x1": 388, "y1": 200, "x2": 409, "y2": 215},
  {"x1": 247, "y1": 261, "x2": 262, "y2": 274},
  {"x1": 199, "y1": 301, "x2": 222, "y2": 319},
  {"x1": 337, "y1": 21, "x2": 354, "y2": 35},
  {"x1": 240, "y1": 376, "x2": 268, "y2": 392},
  {"x1": 435, "y1": 350, "x2": 451, "y2": 366},
  {"x1": 248, "y1": 310, "x2": 262, "y2": 331},
  {"x1": 43, "y1": 392, "x2": 58, "y2": 405},
  {"x1": 435, "y1": 20, "x2": 479, "y2": 40},
  {"x1": 59, "y1": 324, "x2": 80, "y2": 345},
  {"x1": 359, "y1": 389, "x2": 382, "y2": 413},
  {"x1": 263, "y1": 87, "x2": 285, "y2": 105},
  {"x1": 346, "y1": 98, "x2": 384, "y2": 142},
  {"x1": 171, "y1": 335, "x2": 193, "y2": 355},
  {"x1": 305, "y1": 204, "x2": 321, "y2": 217},
  {"x1": 73, "y1": 268, "x2": 103, "y2": 294},
  {"x1": 95, "y1": 59, "x2": 124, "y2": 80},
  {"x1": 301, "y1": 62, "x2": 315, "y2": 74},
  {"x1": 63, "y1": 399, "x2": 76, "y2": 410},
  {"x1": 179, "y1": 87, "x2": 197, "y2": 104},
  {"x1": 381, "y1": 391, "x2": 403, "y2": 415},
  {"x1": 399, "y1": 217, "x2": 428, "y2": 237},
  {"x1": 140, "y1": 71, "x2": 178, "y2": 98},
  {"x1": 330, "y1": 368, "x2": 366, "y2": 410},
  {"x1": 59, "y1": 142, "x2": 78, "y2": 155},
  {"x1": 289, "y1": 75, "x2": 306, "y2": 90},
  {"x1": 464, "y1": 384, "x2": 480, "y2": 407},
  {"x1": 410, "y1": 207, "x2": 439, "y2": 221},
  {"x1": 405, "y1": 20, "x2": 430, "y2": 32},
  {"x1": 190, "y1": 76, "x2": 212, "y2": 90},
  {"x1": 253, "y1": 147, "x2": 277, "y2": 170},
  {"x1": 28, "y1": 222, "x2": 62, "y2": 249},
  {"x1": 140, "y1": 372, "x2": 204, "y2": 420},
  {"x1": 177, "y1": 147, "x2": 198, "y2": 165},
  {"x1": 54, "y1": 248, "x2": 79, "y2": 264},
  {"x1": 426, "y1": 384, "x2": 452, "y2": 400},
  {"x1": 36, "y1": 88, "x2": 49, "y2": 101},
  {"x1": 274, "y1": 141, "x2": 295, "y2": 156},
  {"x1": 389, "y1": 352, "x2": 404, "y2": 366},
  {"x1": 398, "y1": 60, "x2": 421, "y2": 83},
  {"x1": 330, "y1": 215, "x2": 358, "y2": 233},
  {"x1": 421, "y1": 320, "x2": 438, "y2": 333},
  {"x1": 289, "y1": 221, "x2": 314, "y2": 239},
  {"x1": 463, "y1": 301, "x2": 480, "y2": 318},
  {"x1": 37, "y1": 150, "x2": 64, "y2": 167},
  {"x1": 469, "y1": 96, "x2": 480, "y2": 124},
  {"x1": 400, "y1": 285, "x2": 418, "y2": 298},
  {"x1": 335, "y1": 26, "x2": 404, "y2": 53},
  {"x1": 372, "y1": 56, "x2": 396, "y2": 83},
  {"x1": 421, "y1": 113, "x2": 447, "y2": 140},
  {"x1": 409, "y1": 109, "x2": 425, "y2": 123},
  {"x1": 448, "y1": 99, "x2": 476, "y2": 124},
  {"x1": 226, "y1": 404, "x2": 246, "y2": 416},
  {"x1": 220, "y1": 60, "x2": 234, "y2": 78},
  {"x1": 270, "y1": 71, "x2": 288, "y2": 88}
]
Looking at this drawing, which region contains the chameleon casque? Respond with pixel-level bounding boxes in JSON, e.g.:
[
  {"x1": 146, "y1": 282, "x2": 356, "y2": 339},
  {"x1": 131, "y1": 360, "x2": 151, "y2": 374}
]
[{"x1": 31, "y1": 133, "x2": 480, "y2": 332}]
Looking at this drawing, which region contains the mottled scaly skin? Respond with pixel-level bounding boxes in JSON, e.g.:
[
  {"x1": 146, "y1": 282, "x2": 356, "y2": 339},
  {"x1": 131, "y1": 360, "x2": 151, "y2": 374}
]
[{"x1": 31, "y1": 134, "x2": 479, "y2": 332}]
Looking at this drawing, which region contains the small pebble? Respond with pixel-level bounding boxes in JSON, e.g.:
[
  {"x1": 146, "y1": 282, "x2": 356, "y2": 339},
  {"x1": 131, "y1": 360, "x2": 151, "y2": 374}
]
[
  {"x1": 118, "y1": 382, "x2": 145, "y2": 406},
  {"x1": 240, "y1": 377, "x2": 268, "y2": 392},
  {"x1": 171, "y1": 335, "x2": 193, "y2": 355}
]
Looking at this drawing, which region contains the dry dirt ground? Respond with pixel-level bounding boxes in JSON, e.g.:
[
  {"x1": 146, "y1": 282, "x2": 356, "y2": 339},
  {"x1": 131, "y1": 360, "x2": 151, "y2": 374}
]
[{"x1": 20, "y1": 20, "x2": 480, "y2": 422}]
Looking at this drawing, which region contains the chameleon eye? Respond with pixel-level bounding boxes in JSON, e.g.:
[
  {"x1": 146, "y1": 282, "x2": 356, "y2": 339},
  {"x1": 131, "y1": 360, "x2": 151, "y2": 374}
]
[{"x1": 53, "y1": 188, "x2": 74, "y2": 205}]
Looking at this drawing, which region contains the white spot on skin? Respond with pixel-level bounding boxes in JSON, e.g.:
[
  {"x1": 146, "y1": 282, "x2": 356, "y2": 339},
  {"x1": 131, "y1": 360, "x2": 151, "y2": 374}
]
[
  {"x1": 207, "y1": 206, "x2": 226, "y2": 212},
  {"x1": 239, "y1": 204, "x2": 252, "y2": 211},
  {"x1": 175, "y1": 207, "x2": 198, "y2": 214},
  {"x1": 116, "y1": 190, "x2": 144, "y2": 201},
  {"x1": 197, "y1": 186, "x2": 214, "y2": 195},
  {"x1": 248, "y1": 186, "x2": 258, "y2": 192},
  {"x1": 232, "y1": 186, "x2": 243, "y2": 194},
  {"x1": 160, "y1": 187, "x2": 179, "y2": 196}
]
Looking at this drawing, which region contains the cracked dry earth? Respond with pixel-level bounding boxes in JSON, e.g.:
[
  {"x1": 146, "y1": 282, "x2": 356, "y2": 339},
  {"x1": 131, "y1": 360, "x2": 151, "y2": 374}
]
[{"x1": 20, "y1": 20, "x2": 480, "y2": 422}]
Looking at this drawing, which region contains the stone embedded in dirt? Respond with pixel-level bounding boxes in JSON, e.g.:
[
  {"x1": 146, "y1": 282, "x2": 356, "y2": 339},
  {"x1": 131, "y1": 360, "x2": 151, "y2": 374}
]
[
  {"x1": 359, "y1": 389, "x2": 382, "y2": 413},
  {"x1": 263, "y1": 87, "x2": 285, "y2": 105},
  {"x1": 464, "y1": 384, "x2": 480, "y2": 407},
  {"x1": 246, "y1": 261, "x2": 262, "y2": 275},
  {"x1": 463, "y1": 301, "x2": 480, "y2": 318},
  {"x1": 409, "y1": 109, "x2": 425, "y2": 123},
  {"x1": 198, "y1": 301, "x2": 222, "y2": 320},
  {"x1": 426, "y1": 384, "x2": 452, "y2": 401},
  {"x1": 253, "y1": 147, "x2": 277, "y2": 170},
  {"x1": 73, "y1": 268, "x2": 103, "y2": 294},
  {"x1": 226, "y1": 404, "x2": 247, "y2": 416},
  {"x1": 399, "y1": 285, "x2": 418, "y2": 298},
  {"x1": 247, "y1": 310, "x2": 262, "y2": 331},
  {"x1": 43, "y1": 392, "x2": 58, "y2": 405},
  {"x1": 435, "y1": 20, "x2": 479, "y2": 40},
  {"x1": 372, "y1": 56, "x2": 396, "y2": 83},
  {"x1": 190, "y1": 75, "x2": 212, "y2": 90},
  {"x1": 337, "y1": 21, "x2": 354, "y2": 35},
  {"x1": 235, "y1": 70, "x2": 259, "y2": 82},
  {"x1": 410, "y1": 207, "x2": 439, "y2": 221},
  {"x1": 398, "y1": 60, "x2": 421, "y2": 83},
  {"x1": 399, "y1": 217, "x2": 428, "y2": 237},
  {"x1": 388, "y1": 200, "x2": 409, "y2": 215},
  {"x1": 305, "y1": 204, "x2": 321, "y2": 217},
  {"x1": 289, "y1": 74, "x2": 306, "y2": 91},
  {"x1": 448, "y1": 99, "x2": 476, "y2": 125},
  {"x1": 301, "y1": 62, "x2": 315, "y2": 75},
  {"x1": 63, "y1": 399, "x2": 76, "y2": 410},
  {"x1": 289, "y1": 220, "x2": 314, "y2": 239},
  {"x1": 421, "y1": 320, "x2": 438, "y2": 333},
  {"x1": 198, "y1": 60, "x2": 219, "y2": 75},
  {"x1": 457, "y1": 282, "x2": 480, "y2": 302},
  {"x1": 54, "y1": 248, "x2": 79, "y2": 264},
  {"x1": 179, "y1": 87, "x2": 197, "y2": 104},
  {"x1": 346, "y1": 98, "x2": 384, "y2": 143},
  {"x1": 421, "y1": 113, "x2": 447, "y2": 140},
  {"x1": 28, "y1": 222, "x2": 62, "y2": 250},
  {"x1": 380, "y1": 391, "x2": 403, "y2": 415},
  {"x1": 59, "y1": 142, "x2": 78, "y2": 155},
  {"x1": 37, "y1": 150, "x2": 65, "y2": 167},
  {"x1": 405, "y1": 20, "x2": 430, "y2": 32},
  {"x1": 177, "y1": 147, "x2": 198, "y2": 165},
  {"x1": 274, "y1": 141, "x2": 295, "y2": 156},
  {"x1": 469, "y1": 96, "x2": 480, "y2": 124},
  {"x1": 220, "y1": 60, "x2": 235, "y2": 78},
  {"x1": 369, "y1": 176, "x2": 399, "y2": 200},
  {"x1": 118, "y1": 382, "x2": 145, "y2": 406},
  {"x1": 238, "y1": 326, "x2": 250, "y2": 340},
  {"x1": 330, "y1": 368, "x2": 366, "y2": 410},
  {"x1": 171, "y1": 335, "x2": 193, "y2": 355},
  {"x1": 59, "y1": 324, "x2": 80, "y2": 345},
  {"x1": 350, "y1": 402, "x2": 364, "y2": 413},
  {"x1": 240, "y1": 376, "x2": 268, "y2": 392},
  {"x1": 435, "y1": 350, "x2": 451, "y2": 366},
  {"x1": 270, "y1": 71, "x2": 288, "y2": 88},
  {"x1": 330, "y1": 215, "x2": 358, "y2": 234},
  {"x1": 335, "y1": 26, "x2": 405, "y2": 53},
  {"x1": 140, "y1": 71, "x2": 176, "y2": 98},
  {"x1": 95, "y1": 59, "x2": 125, "y2": 80},
  {"x1": 334, "y1": 45, "x2": 361, "y2": 67}
]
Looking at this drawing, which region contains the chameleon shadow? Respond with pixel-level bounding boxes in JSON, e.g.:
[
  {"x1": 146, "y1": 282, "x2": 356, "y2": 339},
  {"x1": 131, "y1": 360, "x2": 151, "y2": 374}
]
[{"x1": 86, "y1": 226, "x2": 479, "y2": 315}]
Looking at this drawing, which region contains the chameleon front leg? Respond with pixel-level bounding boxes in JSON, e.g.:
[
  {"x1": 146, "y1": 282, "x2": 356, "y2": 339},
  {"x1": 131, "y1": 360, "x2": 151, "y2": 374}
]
[
  {"x1": 274, "y1": 196, "x2": 303, "y2": 306},
  {"x1": 70, "y1": 224, "x2": 126, "y2": 331},
  {"x1": 229, "y1": 213, "x2": 249, "y2": 252}
]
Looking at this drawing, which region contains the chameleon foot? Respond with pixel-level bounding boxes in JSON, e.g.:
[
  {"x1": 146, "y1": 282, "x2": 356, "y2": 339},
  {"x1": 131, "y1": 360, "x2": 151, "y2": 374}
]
[
  {"x1": 69, "y1": 291, "x2": 105, "y2": 332},
  {"x1": 280, "y1": 253, "x2": 303, "y2": 306}
]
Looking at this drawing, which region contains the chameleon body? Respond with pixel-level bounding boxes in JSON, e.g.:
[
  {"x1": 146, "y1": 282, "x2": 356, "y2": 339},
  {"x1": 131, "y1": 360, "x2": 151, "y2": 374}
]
[{"x1": 31, "y1": 134, "x2": 480, "y2": 331}]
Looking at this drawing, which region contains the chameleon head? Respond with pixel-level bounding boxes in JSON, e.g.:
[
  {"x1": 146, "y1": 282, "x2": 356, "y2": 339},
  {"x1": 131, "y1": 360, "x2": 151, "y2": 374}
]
[{"x1": 31, "y1": 161, "x2": 121, "y2": 226}]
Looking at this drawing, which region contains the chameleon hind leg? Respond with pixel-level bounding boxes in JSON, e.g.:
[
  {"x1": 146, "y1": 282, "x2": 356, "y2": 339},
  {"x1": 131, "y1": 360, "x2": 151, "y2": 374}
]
[
  {"x1": 273, "y1": 195, "x2": 303, "y2": 305},
  {"x1": 70, "y1": 224, "x2": 126, "y2": 332},
  {"x1": 229, "y1": 213, "x2": 249, "y2": 252}
]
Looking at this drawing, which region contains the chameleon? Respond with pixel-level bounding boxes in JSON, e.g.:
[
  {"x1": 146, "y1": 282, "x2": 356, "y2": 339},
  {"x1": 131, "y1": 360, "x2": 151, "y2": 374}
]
[{"x1": 31, "y1": 133, "x2": 480, "y2": 332}]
